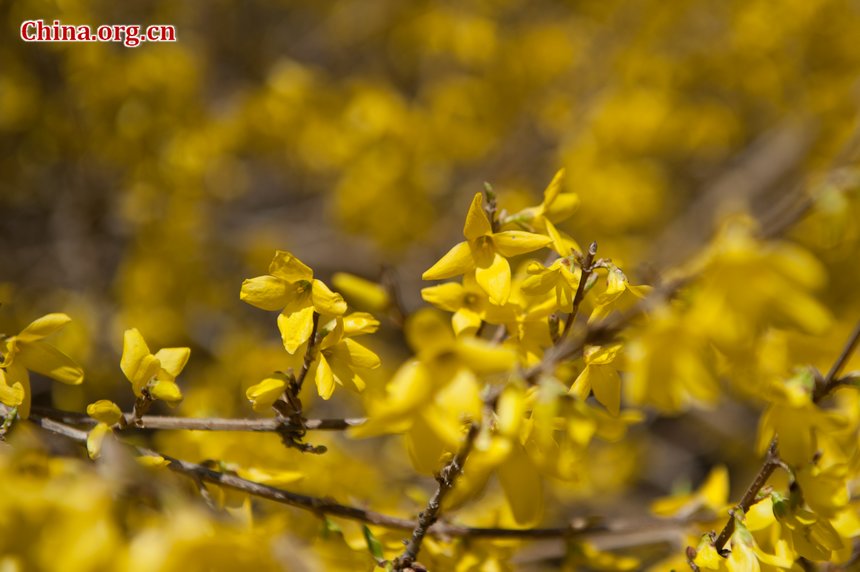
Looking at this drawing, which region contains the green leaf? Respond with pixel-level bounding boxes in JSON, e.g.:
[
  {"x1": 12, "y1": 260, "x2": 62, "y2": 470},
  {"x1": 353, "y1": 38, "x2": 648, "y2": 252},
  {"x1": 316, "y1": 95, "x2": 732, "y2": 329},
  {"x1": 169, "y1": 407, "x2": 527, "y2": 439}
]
[
  {"x1": 362, "y1": 524, "x2": 384, "y2": 561},
  {"x1": 321, "y1": 517, "x2": 342, "y2": 539}
]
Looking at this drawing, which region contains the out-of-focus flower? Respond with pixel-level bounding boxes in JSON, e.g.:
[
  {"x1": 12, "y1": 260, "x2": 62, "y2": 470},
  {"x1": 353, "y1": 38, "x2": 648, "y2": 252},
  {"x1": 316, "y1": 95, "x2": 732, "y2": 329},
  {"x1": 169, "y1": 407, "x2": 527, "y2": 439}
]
[{"x1": 0, "y1": 313, "x2": 84, "y2": 418}]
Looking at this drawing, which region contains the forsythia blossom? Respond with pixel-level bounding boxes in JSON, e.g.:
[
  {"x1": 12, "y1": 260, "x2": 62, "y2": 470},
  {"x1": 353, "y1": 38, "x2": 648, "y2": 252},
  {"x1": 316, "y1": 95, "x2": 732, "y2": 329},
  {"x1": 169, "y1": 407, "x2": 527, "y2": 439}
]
[
  {"x1": 241, "y1": 250, "x2": 347, "y2": 353},
  {"x1": 0, "y1": 313, "x2": 84, "y2": 418}
]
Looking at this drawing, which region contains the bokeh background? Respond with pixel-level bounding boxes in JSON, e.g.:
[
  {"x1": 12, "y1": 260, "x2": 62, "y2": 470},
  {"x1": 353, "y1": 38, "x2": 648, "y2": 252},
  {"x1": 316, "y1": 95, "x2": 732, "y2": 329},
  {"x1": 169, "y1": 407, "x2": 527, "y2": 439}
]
[{"x1": 3, "y1": 0, "x2": 860, "y2": 569}]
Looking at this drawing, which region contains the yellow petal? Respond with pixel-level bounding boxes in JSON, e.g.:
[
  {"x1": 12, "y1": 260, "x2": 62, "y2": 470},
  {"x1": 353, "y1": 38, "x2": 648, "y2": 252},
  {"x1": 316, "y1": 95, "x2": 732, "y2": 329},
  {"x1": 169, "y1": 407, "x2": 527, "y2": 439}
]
[
  {"x1": 492, "y1": 231, "x2": 552, "y2": 257},
  {"x1": 5, "y1": 364, "x2": 30, "y2": 419},
  {"x1": 584, "y1": 344, "x2": 622, "y2": 366},
  {"x1": 331, "y1": 273, "x2": 390, "y2": 312},
  {"x1": 238, "y1": 467, "x2": 304, "y2": 487},
  {"x1": 154, "y1": 347, "x2": 190, "y2": 378},
  {"x1": 121, "y1": 328, "x2": 160, "y2": 395},
  {"x1": 342, "y1": 312, "x2": 380, "y2": 336},
  {"x1": 136, "y1": 454, "x2": 170, "y2": 468},
  {"x1": 16, "y1": 313, "x2": 72, "y2": 343},
  {"x1": 268, "y1": 250, "x2": 313, "y2": 282},
  {"x1": 329, "y1": 357, "x2": 367, "y2": 393},
  {"x1": 239, "y1": 275, "x2": 291, "y2": 311},
  {"x1": 246, "y1": 374, "x2": 288, "y2": 413},
  {"x1": 498, "y1": 447, "x2": 543, "y2": 525},
  {"x1": 311, "y1": 279, "x2": 347, "y2": 316},
  {"x1": 86, "y1": 400, "x2": 123, "y2": 425},
  {"x1": 589, "y1": 365, "x2": 621, "y2": 415},
  {"x1": 421, "y1": 282, "x2": 467, "y2": 312},
  {"x1": 150, "y1": 379, "x2": 183, "y2": 406},
  {"x1": 332, "y1": 338, "x2": 380, "y2": 369},
  {"x1": 422, "y1": 241, "x2": 474, "y2": 280},
  {"x1": 0, "y1": 368, "x2": 25, "y2": 408},
  {"x1": 454, "y1": 337, "x2": 517, "y2": 373},
  {"x1": 463, "y1": 192, "x2": 492, "y2": 240},
  {"x1": 699, "y1": 465, "x2": 730, "y2": 510},
  {"x1": 474, "y1": 252, "x2": 511, "y2": 304},
  {"x1": 86, "y1": 423, "x2": 112, "y2": 460},
  {"x1": 405, "y1": 415, "x2": 452, "y2": 475},
  {"x1": 521, "y1": 267, "x2": 560, "y2": 297},
  {"x1": 495, "y1": 388, "x2": 525, "y2": 437},
  {"x1": 452, "y1": 308, "x2": 482, "y2": 336},
  {"x1": 277, "y1": 304, "x2": 315, "y2": 354},
  {"x1": 546, "y1": 194, "x2": 579, "y2": 223},
  {"x1": 569, "y1": 367, "x2": 592, "y2": 401},
  {"x1": 405, "y1": 308, "x2": 455, "y2": 355},
  {"x1": 746, "y1": 498, "x2": 775, "y2": 531},
  {"x1": 693, "y1": 543, "x2": 722, "y2": 570},
  {"x1": 16, "y1": 340, "x2": 84, "y2": 385},
  {"x1": 542, "y1": 168, "x2": 565, "y2": 207},
  {"x1": 314, "y1": 354, "x2": 336, "y2": 400}
]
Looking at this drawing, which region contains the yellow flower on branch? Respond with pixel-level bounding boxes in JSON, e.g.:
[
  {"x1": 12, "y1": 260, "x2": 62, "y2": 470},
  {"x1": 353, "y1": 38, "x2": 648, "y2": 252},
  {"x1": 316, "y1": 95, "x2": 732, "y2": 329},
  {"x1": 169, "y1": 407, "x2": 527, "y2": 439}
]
[
  {"x1": 570, "y1": 343, "x2": 624, "y2": 415},
  {"x1": 241, "y1": 250, "x2": 347, "y2": 353},
  {"x1": 86, "y1": 400, "x2": 123, "y2": 459},
  {"x1": 520, "y1": 258, "x2": 582, "y2": 314},
  {"x1": 120, "y1": 328, "x2": 189, "y2": 406},
  {"x1": 309, "y1": 312, "x2": 381, "y2": 400},
  {"x1": 0, "y1": 313, "x2": 84, "y2": 418},
  {"x1": 245, "y1": 372, "x2": 290, "y2": 413},
  {"x1": 422, "y1": 193, "x2": 551, "y2": 304},
  {"x1": 756, "y1": 373, "x2": 845, "y2": 467},
  {"x1": 421, "y1": 272, "x2": 517, "y2": 335},
  {"x1": 503, "y1": 168, "x2": 581, "y2": 256}
]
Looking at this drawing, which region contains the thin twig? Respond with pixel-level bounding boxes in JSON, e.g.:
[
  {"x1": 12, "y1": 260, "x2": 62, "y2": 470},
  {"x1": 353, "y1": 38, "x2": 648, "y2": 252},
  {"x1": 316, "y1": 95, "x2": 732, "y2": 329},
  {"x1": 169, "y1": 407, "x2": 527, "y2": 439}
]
[
  {"x1": 393, "y1": 423, "x2": 480, "y2": 570},
  {"x1": 562, "y1": 241, "x2": 598, "y2": 338},
  {"x1": 30, "y1": 406, "x2": 363, "y2": 433},
  {"x1": 712, "y1": 319, "x2": 860, "y2": 553},
  {"x1": 27, "y1": 413, "x2": 686, "y2": 541},
  {"x1": 815, "y1": 320, "x2": 860, "y2": 401},
  {"x1": 294, "y1": 311, "x2": 321, "y2": 396},
  {"x1": 712, "y1": 441, "x2": 781, "y2": 552}
]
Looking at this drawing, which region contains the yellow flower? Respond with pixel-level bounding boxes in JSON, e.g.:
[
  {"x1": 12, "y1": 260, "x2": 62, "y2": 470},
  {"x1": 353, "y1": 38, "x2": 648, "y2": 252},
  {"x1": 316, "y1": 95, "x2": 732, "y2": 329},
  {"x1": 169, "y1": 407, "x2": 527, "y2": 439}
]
[
  {"x1": 687, "y1": 220, "x2": 831, "y2": 351},
  {"x1": 756, "y1": 374, "x2": 845, "y2": 467},
  {"x1": 245, "y1": 372, "x2": 290, "y2": 413},
  {"x1": 626, "y1": 306, "x2": 720, "y2": 413},
  {"x1": 422, "y1": 193, "x2": 551, "y2": 304},
  {"x1": 85, "y1": 400, "x2": 123, "y2": 459},
  {"x1": 772, "y1": 491, "x2": 845, "y2": 561},
  {"x1": 589, "y1": 264, "x2": 650, "y2": 321},
  {"x1": 520, "y1": 258, "x2": 582, "y2": 313},
  {"x1": 352, "y1": 309, "x2": 514, "y2": 439},
  {"x1": 421, "y1": 273, "x2": 517, "y2": 335},
  {"x1": 503, "y1": 168, "x2": 581, "y2": 256},
  {"x1": 308, "y1": 312, "x2": 381, "y2": 400},
  {"x1": 240, "y1": 250, "x2": 347, "y2": 353},
  {"x1": 570, "y1": 344, "x2": 623, "y2": 415},
  {"x1": 120, "y1": 328, "x2": 189, "y2": 406},
  {"x1": 0, "y1": 313, "x2": 84, "y2": 418}
]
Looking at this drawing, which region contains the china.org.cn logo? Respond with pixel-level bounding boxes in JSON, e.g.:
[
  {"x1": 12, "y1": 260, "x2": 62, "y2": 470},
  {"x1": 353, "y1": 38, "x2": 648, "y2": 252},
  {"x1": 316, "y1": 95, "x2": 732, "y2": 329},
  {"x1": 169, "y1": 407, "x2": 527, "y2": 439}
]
[{"x1": 21, "y1": 19, "x2": 176, "y2": 47}]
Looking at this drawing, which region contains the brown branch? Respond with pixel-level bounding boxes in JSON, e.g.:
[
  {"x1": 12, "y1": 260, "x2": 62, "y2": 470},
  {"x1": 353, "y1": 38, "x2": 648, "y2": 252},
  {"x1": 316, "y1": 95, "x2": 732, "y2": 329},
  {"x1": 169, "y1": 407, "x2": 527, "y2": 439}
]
[
  {"x1": 294, "y1": 311, "x2": 321, "y2": 396},
  {"x1": 394, "y1": 423, "x2": 480, "y2": 570},
  {"x1": 30, "y1": 406, "x2": 364, "y2": 433},
  {"x1": 562, "y1": 241, "x2": 598, "y2": 338},
  {"x1": 28, "y1": 413, "x2": 688, "y2": 542},
  {"x1": 712, "y1": 319, "x2": 860, "y2": 553}
]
